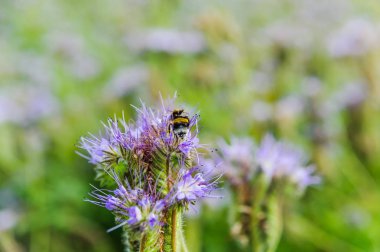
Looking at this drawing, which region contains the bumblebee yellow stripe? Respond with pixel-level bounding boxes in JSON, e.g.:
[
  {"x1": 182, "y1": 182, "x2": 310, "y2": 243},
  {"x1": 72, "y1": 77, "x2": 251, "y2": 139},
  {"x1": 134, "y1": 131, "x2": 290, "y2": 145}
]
[{"x1": 173, "y1": 117, "x2": 189, "y2": 124}]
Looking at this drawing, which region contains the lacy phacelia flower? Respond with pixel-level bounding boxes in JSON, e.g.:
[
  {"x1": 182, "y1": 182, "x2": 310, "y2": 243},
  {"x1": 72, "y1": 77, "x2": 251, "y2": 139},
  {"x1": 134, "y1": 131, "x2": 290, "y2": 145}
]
[
  {"x1": 171, "y1": 167, "x2": 218, "y2": 203},
  {"x1": 78, "y1": 100, "x2": 200, "y2": 167},
  {"x1": 213, "y1": 137, "x2": 256, "y2": 186},
  {"x1": 79, "y1": 97, "x2": 219, "y2": 249},
  {"x1": 214, "y1": 134, "x2": 320, "y2": 192},
  {"x1": 256, "y1": 134, "x2": 320, "y2": 190},
  {"x1": 327, "y1": 18, "x2": 379, "y2": 58}
]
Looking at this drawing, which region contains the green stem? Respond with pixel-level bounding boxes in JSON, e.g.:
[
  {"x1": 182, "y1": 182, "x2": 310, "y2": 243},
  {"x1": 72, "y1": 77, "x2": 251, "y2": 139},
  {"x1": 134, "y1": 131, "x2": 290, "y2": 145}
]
[
  {"x1": 163, "y1": 209, "x2": 182, "y2": 252},
  {"x1": 171, "y1": 209, "x2": 177, "y2": 252},
  {"x1": 179, "y1": 225, "x2": 189, "y2": 252},
  {"x1": 139, "y1": 233, "x2": 147, "y2": 252},
  {"x1": 251, "y1": 174, "x2": 269, "y2": 252},
  {"x1": 122, "y1": 228, "x2": 132, "y2": 252},
  {"x1": 166, "y1": 153, "x2": 172, "y2": 191}
]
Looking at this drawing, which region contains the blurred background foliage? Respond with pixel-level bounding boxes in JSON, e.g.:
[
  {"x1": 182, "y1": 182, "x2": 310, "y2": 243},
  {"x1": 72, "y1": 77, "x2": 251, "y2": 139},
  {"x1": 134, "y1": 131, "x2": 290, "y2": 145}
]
[{"x1": 1, "y1": 0, "x2": 380, "y2": 251}]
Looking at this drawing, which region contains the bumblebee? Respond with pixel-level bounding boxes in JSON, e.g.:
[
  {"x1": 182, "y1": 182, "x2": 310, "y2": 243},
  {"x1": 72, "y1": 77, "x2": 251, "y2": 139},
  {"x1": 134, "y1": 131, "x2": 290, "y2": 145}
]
[{"x1": 169, "y1": 109, "x2": 190, "y2": 139}]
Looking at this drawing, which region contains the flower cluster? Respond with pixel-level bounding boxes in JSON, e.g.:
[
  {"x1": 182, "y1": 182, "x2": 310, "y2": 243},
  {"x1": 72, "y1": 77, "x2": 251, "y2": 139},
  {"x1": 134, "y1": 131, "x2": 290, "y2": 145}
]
[
  {"x1": 86, "y1": 170, "x2": 165, "y2": 231},
  {"x1": 78, "y1": 97, "x2": 218, "y2": 243},
  {"x1": 86, "y1": 166, "x2": 217, "y2": 233}
]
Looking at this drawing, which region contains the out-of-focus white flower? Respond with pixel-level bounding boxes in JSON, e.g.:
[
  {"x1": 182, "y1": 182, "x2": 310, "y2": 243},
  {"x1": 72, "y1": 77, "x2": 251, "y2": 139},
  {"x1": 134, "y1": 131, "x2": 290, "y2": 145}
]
[
  {"x1": 17, "y1": 53, "x2": 52, "y2": 86},
  {"x1": 275, "y1": 95, "x2": 305, "y2": 122},
  {"x1": 217, "y1": 43, "x2": 240, "y2": 62},
  {"x1": 45, "y1": 31, "x2": 85, "y2": 58},
  {"x1": 301, "y1": 76, "x2": 323, "y2": 98},
  {"x1": 256, "y1": 134, "x2": 320, "y2": 191},
  {"x1": 336, "y1": 82, "x2": 367, "y2": 108},
  {"x1": 0, "y1": 209, "x2": 19, "y2": 231},
  {"x1": 250, "y1": 100, "x2": 273, "y2": 122},
  {"x1": 103, "y1": 65, "x2": 148, "y2": 99},
  {"x1": 295, "y1": 0, "x2": 350, "y2": 31},
  {"x1": 342, "y1": 205, "x2": 371, "y2": 229},
  {"x1": 124, "y1": 29, "x2": 206, "y2": 54},
  {"x1": 262, "y1": 21, "x2": 313, "y2": 49},
  {"x1": 248, "y1": 71, "x2": 274, "y2": 95},
  {"x1": 0, "y1": 85, "x2": 59, "y2": 125},
  {"x1": 327, "y1": 18, "x2": 379, "y2": 58},
  {"x1": 44, "y1": 31, "x2": 101, "y2": 79},
  {"x1": 68, "y1": 54, "x2": 101, "y2": 80},
  {"x1": 318, "y1": 82, "x2": 367, "y2": 118}
]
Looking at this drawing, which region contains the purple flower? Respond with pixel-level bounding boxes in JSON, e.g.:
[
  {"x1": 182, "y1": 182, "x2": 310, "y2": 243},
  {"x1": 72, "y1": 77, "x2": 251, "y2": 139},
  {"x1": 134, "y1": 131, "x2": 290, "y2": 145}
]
[
  {"x1": 87, "y1": 179, "x2": 167, "y2": 230},
  {"x1": 80, "y1": 95, "x2": 220, "y2": 233},
  {"x1": 148, "y1": 213, "x2": 159, "y2": 228},
  {"x1": 290, "y1": 165, "x2": 321, "y2": 193},
  {"x1": 178, "y1": 136, "x2": 199, "y2": 156},
  {"x1": 78, "y1": 95, "x2": 202, "y2": 167},
  {"x1": 327, "y1": 18, "x2": 379, "y2": 58},
  {"x1": 124, "y1": 29, "x2": 206, "y2": 54},
  {"x1": 105, "y1": 196, "x2": 122, "y2": 211},
  {"x1": 213, "y1": 134, "x2": 320, "y2": 192},
  {"x1": 127, "y1": 206, "x2": 143, "y2": 225},
  {"x1": 172, "y1": 168, "x2": 218, "y2": 204},
  {"x1": 256, "y1": 134, "x2": 320, "y2": 191},
  {"x1": 213, "y1": 137, "x2": 256, "y2": 185}
]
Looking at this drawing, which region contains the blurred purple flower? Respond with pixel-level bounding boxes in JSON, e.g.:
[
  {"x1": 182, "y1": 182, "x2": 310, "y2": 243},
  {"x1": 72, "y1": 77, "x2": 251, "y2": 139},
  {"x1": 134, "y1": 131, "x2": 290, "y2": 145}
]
[
  {"x1": 45, "y1": 31, "x2": 101, "y2": 79},
  {"x1": 256, "y1": 134, "x2": 320, "y2": 191},
  {"x1": 124, "y1": 29, "x2": 206, "y2": 54},
  {"x1": 336, "y1": 82, "x2": 367, "y2": 108},
  {"x1": 0, "y1": 85, "x2": 59, "y2": 125},
  {"x1": 213, "y1": 134, "x2": 320, "y2": 192},
  {"x1": 250, "y1": 100, "x2": 273, "y2": 122},
  {"x1": 0, "y1": 209, "x2": 19, "y2": 231},
  {"x1": 274, "y1": 95, "x2": 305, "y2": 122},
  {"x1": 328, "y1": 18, "x2": 379, "y2": 58},
  {"x1": 290, "y1": 165, "x2": 321, "y2": 192},
  {"x1": 212, "y1": 137, "x2": 256, "y2": 186},
  {"x1": 103, "y1": 65, "x2": 149, "y2": 100},
  {"x1": 262, "y1": 21, "x2": 312, "y2": 50}
]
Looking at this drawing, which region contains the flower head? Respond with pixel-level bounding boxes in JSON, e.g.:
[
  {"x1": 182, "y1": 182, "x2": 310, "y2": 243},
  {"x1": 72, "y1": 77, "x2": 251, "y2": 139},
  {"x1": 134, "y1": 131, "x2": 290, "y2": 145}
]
[
  {"x1": 256, "y1": 134, "x2": 320, "y2": 191},
  {"x1": 213, "y1": 134, "x2": 320, "y2": 193},
  {"x1": 77, "y1": 97, "x2": 201, "y2": 167},
  {"x1": 328, "y1": 18, "x2": 379, "y2": 58},
  {"x1": 86, "y1": 171, "x2": 168, "y2": 231},
  {"x1": 212, "y1": 137, "x2": 256, "y2": 186},
  {"x1": 170, "y1": 167, "x2": 220, "y2": 205},
  {"x1": 80, "y1": 96, "x2": 219, "y2": 235}
]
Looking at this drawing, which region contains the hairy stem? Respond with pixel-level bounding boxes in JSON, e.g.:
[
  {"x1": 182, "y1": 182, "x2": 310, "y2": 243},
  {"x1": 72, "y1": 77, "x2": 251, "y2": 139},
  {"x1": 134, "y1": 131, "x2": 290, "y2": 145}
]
[
  {"x1": 139, "y1": 233, "x2": 147, "y2": 252},
  {"x1": 171, "y1": 209, "x2": 177, "y2": 252},
  {"x1": 179, "y1": 224, "x2": 189, "y2": 252},
  {"x1": 166, "y1": 153, "x2": 172, "y2": 191}
]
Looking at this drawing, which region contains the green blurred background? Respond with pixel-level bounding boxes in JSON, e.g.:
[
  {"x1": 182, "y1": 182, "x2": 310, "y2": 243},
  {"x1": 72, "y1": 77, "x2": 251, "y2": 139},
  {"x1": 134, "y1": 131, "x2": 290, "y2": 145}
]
[{"x1": 1, "y1": 0, "x2": 380, "y2": 251}]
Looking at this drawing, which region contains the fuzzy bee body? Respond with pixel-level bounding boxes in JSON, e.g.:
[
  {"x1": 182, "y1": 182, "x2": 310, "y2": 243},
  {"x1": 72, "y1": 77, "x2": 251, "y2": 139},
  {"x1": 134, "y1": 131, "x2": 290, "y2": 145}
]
[{"x1": 169, "y1": 109, "x2": 190, "y2": 140}]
